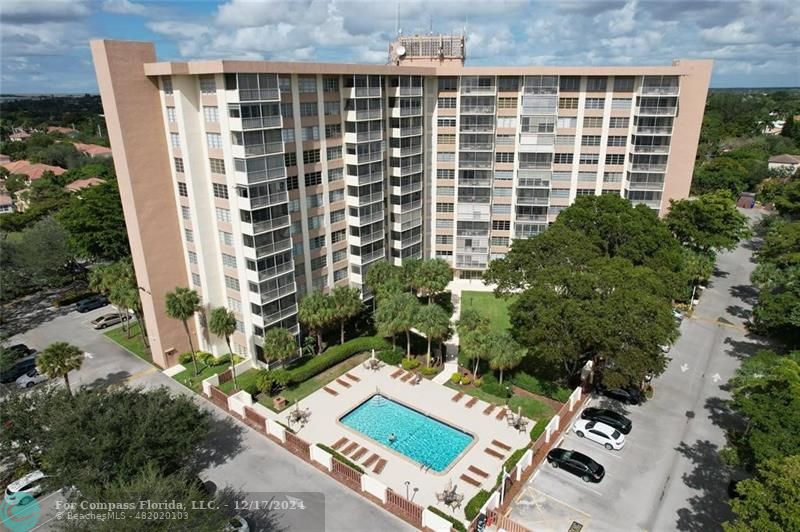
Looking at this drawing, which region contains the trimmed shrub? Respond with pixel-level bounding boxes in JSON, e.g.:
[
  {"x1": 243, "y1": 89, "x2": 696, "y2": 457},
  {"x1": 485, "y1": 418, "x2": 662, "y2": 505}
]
[
  {"x1": 464, "y1": 489, "x2": 491, "y2": 521},
  {"x1": 287, "y1": 336, "x2": 388, "y2": 384},
  {"x1": 376, "y1": 348, "x2": 403, "y2": 366},
  {"x1": 457, "y1": 349, "x2": 471, "y2": 370},
  {"x1": 530, "y1": 418, "x2": 548, "y2": 441},
  {"x1": 473, "y1": 377, "x2": 483, "y2": 387},
  {"x1": 427, "y1": 506, "x2": 466, "y2": 532},
  {"x1": 420, "y1": 366, "x2": 440, "y2": 377},
  {"x1": 242, "y1": 382, "x2": 259, "y2": 397},
  {"x1": 511, "y1": 371, "x2": 571, "y2": 403},
  {"x1": 401, "y1": 357, "x2": 421, "y2": 371},
  {"x1": 197, "y1": 352, "x2": 215, "y2": 366},
  {"x1": 214, "y1": 353, "x2": 231, "y2": 366},
  {"x1": 316, "y1": 443, "x2": 364, "y2": 473},
  {"x1": 449, "y1": 371, "x2": 462, "y2": 384},
  {"x1": 178, "y1": 352, "x2": 193, "y2": 365},
  {"x1": 460, "y1": 374, "x2": 472, "y2": 385},
  {"x1": 54, "y1": 290, "x2": 95, "y2": 307},
  {"x1": 495, "y1": 448, "x2": 528, "y2": 487},
  {"x1": 480, "y1": 373, "x2": 510, "y2": 398}
]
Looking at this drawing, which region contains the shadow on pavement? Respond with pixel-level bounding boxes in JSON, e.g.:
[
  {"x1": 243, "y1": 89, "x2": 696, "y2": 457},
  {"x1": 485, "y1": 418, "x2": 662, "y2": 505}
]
[
  {"x1": 722, "y1": 336, "x2": 770, "y2": 360},
  {"x1": 705, "y1": 396, "x2": 747, "y2": 435},
  {"x1": 674, "y1": 439, "x2": 734, "y2": 532},
  {"x1": 728, "y1": 285, "x2": 759, "y2": 307},
  {"x1": 188, "y1": 415, "x2": 246, "y2": 473},
  {"x1": 0, "y1": 287, "x2": 82, "y2": 337},
  {"x1": 724, "y1": 305, "x2": 752, "y2": 321},
  {"x1": 85, "y1": 370, "x2": 133, "y2": 388},
  {"x1": 712, "y1": 267, "x2": 729, "y2": 279}
]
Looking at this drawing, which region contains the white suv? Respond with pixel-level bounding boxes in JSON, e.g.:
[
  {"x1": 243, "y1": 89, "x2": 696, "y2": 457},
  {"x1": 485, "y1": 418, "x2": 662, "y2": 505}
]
[
  {"x1": 4, "y1": 470, "x2": 48, "y2": 506},
  {"x1": 572, "y1": 419, "x2": 626, "y2": 450}
]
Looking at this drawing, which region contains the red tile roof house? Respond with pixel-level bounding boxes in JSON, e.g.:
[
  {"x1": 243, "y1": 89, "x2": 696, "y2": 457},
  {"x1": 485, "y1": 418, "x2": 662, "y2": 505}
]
[
  {"x1": 768, "y1": 154, "x2": 800, "y2": 172},
  {"x1": 0, "y1": 154, "x2": 10, "y2": 164},
  {"x1": 0, "y1": 193, "x2": 14, "y2": 214},
  {"x1": 47, "y1": 126, "x2": 78, "y2": 135},
  {"x1": 65, "y1": 177, "x2": 105, "y2": 192},
  {"x1": 9, "y1": 131, "x2": 31, "y2": 142},
  {"x1": 74, "y1": 143, "x2": 113, "y2": 158},
  {"x1": 1, "y1": 160, "x2": 67, "y2": 181}
]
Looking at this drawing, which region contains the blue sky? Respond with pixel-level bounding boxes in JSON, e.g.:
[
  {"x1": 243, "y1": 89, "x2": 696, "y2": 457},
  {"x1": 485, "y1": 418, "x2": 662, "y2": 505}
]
[{"x1": 1, "y1": 0, "x2": 798, "y2": 93}]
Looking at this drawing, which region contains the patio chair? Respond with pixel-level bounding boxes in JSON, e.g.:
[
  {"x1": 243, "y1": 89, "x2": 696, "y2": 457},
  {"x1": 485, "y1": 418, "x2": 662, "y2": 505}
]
[{"x1": 412, "y1": 374, "x2": 422, "y2": 385}]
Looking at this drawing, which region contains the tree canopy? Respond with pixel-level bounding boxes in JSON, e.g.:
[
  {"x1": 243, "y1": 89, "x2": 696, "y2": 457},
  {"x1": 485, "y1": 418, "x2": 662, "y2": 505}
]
[
  {"x1": 665, "y1": 191, "x2": 751, "y2": 253},
  {"x1": 298, "y1": 291, "x2": 334, "y2": 353},
  {"x1": 414, "y1": 303, "x2": 451, "y2": 366},
  {"x1": 329, "y1": 286, "x2": 362, "y2": 344},
  {"x1": 58, "y1": 180, "x2": 129, "y2": 261}
]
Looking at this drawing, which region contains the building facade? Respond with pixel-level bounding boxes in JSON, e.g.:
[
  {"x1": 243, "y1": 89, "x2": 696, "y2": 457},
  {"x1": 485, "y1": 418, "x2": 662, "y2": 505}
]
[{"x1": 91, "y1": 39, "x2": 712, "y2": 368}]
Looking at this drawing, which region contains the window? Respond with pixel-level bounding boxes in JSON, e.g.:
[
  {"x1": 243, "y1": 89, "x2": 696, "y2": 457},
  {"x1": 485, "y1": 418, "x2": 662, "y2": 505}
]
[
  {"x1": 492, "y1": 220, "x2": 510, "y2": 231},
  {"x1": 174, "y1": 157, "x2": 184, "y2": 172},
  {"x1": 312, "y1": 276, "x2": 328, "y2": 291},
  {"x1": 604, "y1": 172, "x2": 623, "y2": 182},
  {"x1": 327, "y1": 168, "x2": 343, "y2": 182},
  {"x1": 170, "y1": 132, "x2": 180, "y2": 148},
  {"x1": 438, "y1": 186, "x2": 454, "y2": 196},
  {"x1": 606, "y1": 154, "x2": 625, "y2": 165},
  {"x1": 298, "y1": 77, "x2": 317, "y2": 93},
  {"x1": 584, "y1": 98, "x2": 605, "y2": 109},
  {"x1": 437, "y1": 117, "x2": 456, "y2": 127},
  {"x1": 436, "y1": 250, "x2": 453, "y2": 259},
  {"x1": 307, "y1": 193, "x2": 323, "y2": 209},
  {"x1": 495, "y1": 170, "x2": 513, "y2": 180},
  {"x1": 162, "y1": 77, "x2": 173, "y2": 94},
  {"x1": 290, "y1": 220, "x2": 301, "y2": 235},
  {"x1": 188, "y1": 251, "x2": 198, "y2": 264},
  {"x1": 301, "y1": 126, "x2": 320, "y2": 141},
  {"x1": 293, "y1": 242, "x2": 304, "y2": 257},
  {"x1": 496, "y1": 152, "x2": 514, "y2": 163},
  {"x1": 166, "y1": 107, "x2": 177, "y2": 122},
  {"x1": 438, "y1": 77, "x2": 457, "y2": 91},
  {"x1": 331, "y1": 229, "x2": 346, "y2": 243},
  {"x1": 323, "y1": 77, "x2": 339, "y2": 92},
  {"x1": 491, "y1": 236, "x2": 509, "y2": 247},
  {"x1": 280, "y1": 103, "x2": 293, "y2": 118},
  {"x1": 494, "y1": 187, "x2": 512, "y2": 197},
  {"x1": 284, "y1": 153, "x2": 297, "y2": 167},
  {"x1": 557, "y1": 117, "x2": 577, "y2": 128},
  {"x1": 203, "y1": 106, "x2": 219, "y2": 122},
  {"x1": 310, "y1": 256, "x2": 327, "y2": 271},
  {"x1": 559, "y1": 76, "x2": 580, "y2": 91},
  {"x1": 200, "y1": 76, "x2": 216, "y2": 94},
  {"x1": 554, "y1": 153, "x2": 573, "y2": 164},
  {"x1": 551, "y1": 188, "x2": 570, "y2": 198},
  {"x1": 579, "y1": 153, "x2": 599, "y2": 165},
  {"x1": 437, "y1": 97, "x2": 457, "y2": 108},
  {"x1": 286, "y1": 175, "x2": 299, "y2": 190},
  {"x1": 436, "y1": 203, "x2": 454, "y2": 213},
  {"x1": 437, "y1": 152, "x2": 455, "y2": 162},
  {"x1": 581, "y1": 135, "x2": 601, "y2": 146},
  {"x1": 215, "y1": 207, "x2": 231, "y2": 223},
  {"x1": 192, "y1": 273, "x2": 201, "y2": 287},
  {"x1": 613, "y1": 77, "x2": 634, "y2": 92},
  {"x1": 437, "y1": 134, "x2": 456, "y2": 144},
  {"x1": 210, "y1": 158, "x2": 225, "y2": 174},
  {"x1": 497, "y1": 97, "x2": 517, "y2": 109},
  {"x1": 224, "y1": 275, "x2": 240, "y2": 291},
  {"x1": 177, "y1": 182, "x2": 188, "y2": 197},
  {"x1": 227, "y1": 297, "x2": 242, "y2": 313},
  {"x1": 583, "y1": 116, "x2": 603, "y2": 128},
  {"x1": 219, "y1": 230, "x2": 233, "y2": 246},
  {"x1": 435, "y1": 235, "x2": 453, "y2": 245},
  {"x1": 206, "y1": 133, "x2": 222, "y2": 149},
  {"x1": 497, "y1": 117, "x2": 517, "y2": 129},
  {"x1": 609, "y1": 117, "x2": 630, "y2": 129},
  {"x1": 552, "y1": 171, "x2": 572, "y2": 181},
  {"x1": 309, "y1": 235, "x2": 325, "y2": 250},
  {"x1": 496, "y1": 134, "x2": 514, "y2": 145},
  {"x1": 612, "y1": 98, "x2": 632, "y2": 109},
  {"x1": 607, "y1": 136, "x2": 627, "y2": 147},
  {"x1": 305, "y1": 171, "x2": 322, "y2": 187},
  {"x1": 325, "y1": 123, "x2": 341, "y2": 139},
  {"x1": 333, "y1": 249, "x2": 347, "y2": 263},
  {"x1": 324, "y1": 101, "x2": 340, "y2": 116},
  {"x1": 492, "y1": 203, "x2": 511, "y2": 214},
  {"x1": 299, "y1": 102, "x2": 318, "y2": 117},
  {"x1": 330, "y1": 209, "x2": 345, "y2": 223},
  {"x1": 576, "y1": 188, "x2": 595, "y2": 196},
  {"x1": 329, "y1": 189, "x2": 344, "y2": 203},
  {"x1": 578, "y1": 171, "x2": 596, "y2": 181},
  {"x1": 559, "y1": 97, "x2": 579, "y2": 109},
  {"x1": 212, "y1": 183, "x2": 229, "y2": 199},
  {"x1": 498, "y1": 76, "x2": 519, "y2": 91},
  {"x1": 277, "y1": 77, "x2": 290, "y2": 93},
  {"x1": 436, "y1": 219, "x2": 453, "y2": 229},
  {"x1": 181, "y1": 206, "x2": 190, "y2": 219},
  {"x1": 333, "y1": 268, "x2": 347, "y2": 281},
  {"x1": 326, "y1": 146, "x2": 342, "y2": 160},
  {"x1": 282, "y1": 128, "x2": 295, "y2": 143},
  {"x1": 184, "y1": 228, "x2": 194, "y2": 242},
  {"x1": 307, "y1": 216, "x2": 324, "y2": 232},
  {"x1": 586, "y1": 77, "x2": 607, "y2": 92},
  {"x1": 222, "y1": 253, "x2": 237, "y2": 268},
  {"x1": 555, "y1": 135, "x2": 574, "y2": 146},
  {"x1": 437, "y1": 169, "x2": 455, "y2": 179}
]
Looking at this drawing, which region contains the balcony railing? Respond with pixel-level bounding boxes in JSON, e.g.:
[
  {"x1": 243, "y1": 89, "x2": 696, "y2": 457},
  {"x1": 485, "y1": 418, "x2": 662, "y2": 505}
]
[
  {"x1": 350, "y1": 191, "x2": 384, "y2": 206},
  {"x1": 398, "y1": 200, "x2": 422, "y2": 213},
  {"x1": 460, "y1": 105, "x2": 495, "y2": 114},
  {"x1": 241, "y1": 116, "x2": 281, "y2": 130},
  {"x1": 459, "y1": 160, "x2": 493, "y2": 169},
  {"x1": 636, "y1": 126, "x2": 673, "y2": 135},
  {"x1": 250, "y1": 191, "x2": 289, "y2": 209},
  {"x1": 519, "y1": 162, "x2": 552, "y2": 170},
  {"x1": 400, "y1": 145, "x2": 423, "y2": 157},
  {"x1": 360, "y1": 248, "x2": 385, "y2": 264},
  {"x1": 636, "y1": 107, "x2": 677, "y2": 116},
  {"x1": 398, "y1": 126, "x2": 422, "y2": 137},
  {"x1": 522, "y1": 87, "x2": 558, "y2": 95},
  {"x1": 260, "y1": 282, "x2": 296, "y2": 304},
  {"x1": 350, "y1": 108, "x2": 383, "y2": 120},
  {"x1": 634, "y1": 200, "x2": 662, "y2": 209},
  {"x1": 633, "y1": 145, "x2": 670, "y2": 154},
  {"x1": 255, "y1": 238, "x2": 292, "y2": 258},
  {"x1": 461, "y1": 86, "x2": 496, "y2": 95},
  {"x1": 400, "y1": 216, "x2": 422, "y2": 231},
  {"x1": 354, "y1": 210, "x2": 384, "y2": 225},
  {"x1": 356, "y1": 229, "x2": 385, "y2": 245},
  {"x1": 627, "y1": 181, "x2": 665, "y2": 190},
  {"x1": 397, "y1": 86, "x2": 423, "y2": 96},
  {"x1": 397, "y1": 181, "x2": 423, "y2": 195},
  {"x1": 640, "y1": 86, "x2": 679, "y2": 96},
  {"x1": 353, "y1": 87, "x2": 382, "y2": 97},
  {"x1": 518, "y1": 178, "x2": 550, "y2": 188},
  {"x1": 262, "y1": 304, "x2": 298, "y2": 325},
  {"x1": 351, "y1": 150, "x2": 384, "y2": 164},
  {"x1": 459, "y1": 142, "x2": 494, "y2": 151},
  {"x1": 243, "y1": 142, "x2": 283, "y2": 157},
  {"x1": 398, "y1": 106, "x2": 422, "y2": 116},
  {"x1": 241, "y1": 166, "x2": 286, "y2": 184},
  {"x1": 355, "y1": 130, "x2": 382, "y2": 142},
  {"x1": 398, "y1": 164, "x2": 423, "y2": 176},
  {"x1": 460, "y1": 124, "x2": 494, "y2": 132},
  {"x1": 239, "y1": 88, "x2": 280, "y2": 101},
  {"x1": 252, "y1": 215, "x2": 290, "y2": 234},
  {"x1": 258, "y1": 261, "x2": 293, "y2": 281},
  {"x1": 516, "y1": 196, "x2": 549, "y2": 205},
  {"x1": 630, "y1": 164, "x2": 667, "y2": 172},
  {"x1": 398, "y1": 234, "x2": 423, "y2": 248},
  {"x1": 455, "y1": 259, "x2": 488, "y2": 269},
  {"x1": 458, "y1": 179, "x2": 492, "y2": 187},
  {"x1": 348, "y1": 171, "x2": 384, "y2": 185},
  {"x1": 515, "y1": 213, "x2": 547, "y2": 222}
]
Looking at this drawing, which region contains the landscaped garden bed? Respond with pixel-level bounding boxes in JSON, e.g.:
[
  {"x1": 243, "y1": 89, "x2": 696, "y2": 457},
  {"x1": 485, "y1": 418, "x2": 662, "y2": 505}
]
[
  {"x1": 104, "y1": 322, "x2": 152, "y2": 364},
  {"x1": 218, "y1": 368, "x2": 260, "y2": 395},
  {"x1": 172, "y1": 364, "x2": 230, "y2": 392}
]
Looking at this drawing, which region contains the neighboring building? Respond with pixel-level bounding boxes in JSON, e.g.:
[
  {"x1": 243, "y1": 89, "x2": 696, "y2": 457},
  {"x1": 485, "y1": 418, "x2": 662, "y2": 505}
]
[
  {"x1": 74, "y1": 142, "x2": 113, "y2": 158},
  {"x1": 91, "y1": 38, "x2": 712, "y2": 368},
  {"x1": 0, "y1": 160, "x2": 67, "y2": 181},
  {"x1": 65, "y1": 177, "x2": 105, "y2": 192},
  {"x1": 47, "y1": 126, "x2": 78, "y2": 135},
  {"x1": 9, "y1": 130, "x2": 30, "y2": 142},
  {"x1": 763, "y1": 120, "x2": 786, "y2": 135},
  {"x1": 0, "y1": 193, "x2": 14, "y2": 214},
  {"x1": 0, "y1": 154, "x2": 10, "y2": 164},
  {"x1": 768, "y1": 154, "x2": 800, "y2": 172}
]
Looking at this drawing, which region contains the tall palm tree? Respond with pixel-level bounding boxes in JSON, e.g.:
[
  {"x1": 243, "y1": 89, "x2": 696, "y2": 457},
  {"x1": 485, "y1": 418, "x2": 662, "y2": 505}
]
[
  {"x1": 165, "y1": 287, "x2": 201, "y2": 375},
  {"x1": 263, "y1": 327, "x2": 297, "y2": 368},
  {"x1": 329, "y1": 286, "x2": 362, "y2": 344},
  {"x1": 417, "y1": 259, "x2": 453, "y2": 303},
  {"x1": 488, "y1": 332, "x2": 526, "y2": 384},
  {"x1": 457, "y1": 309, "x2": 491, "y2": 376},
  {"x1": 209, "y1": 306, "x2": 238, "y2": 390},
  {"x1": 298, "y1": 292, "x2": 333, "y2": 353},
  {"x1": 380, "y1": 291, "x2": 420, "y2": 358},
  {"x1": 38, "y1": 342, "x2": 83, "y2": 397},
  {"x1": 414, "y1": 303, "x2": 451, "y2": 367}
]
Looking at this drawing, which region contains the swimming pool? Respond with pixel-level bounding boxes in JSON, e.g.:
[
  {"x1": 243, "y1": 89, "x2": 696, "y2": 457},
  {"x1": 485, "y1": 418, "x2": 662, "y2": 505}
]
[{"x1": 339, "y1": 394, "x2": 474, "y2": 472}]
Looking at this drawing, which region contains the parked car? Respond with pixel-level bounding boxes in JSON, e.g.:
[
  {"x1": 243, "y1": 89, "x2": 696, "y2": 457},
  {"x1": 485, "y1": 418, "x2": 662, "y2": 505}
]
[
  {"x1": 224, "y1": 516, "x2": 250, "y2": 532},
  {"x1": 673, "y1": 309, "x2": 684, "y2": 323},
  {"x1": 546, "y1": 448, "x2": 605, "y2": 483},
  {"x1": 600, "y1": 386, "x2": 642, "y2": 405},
  {"x1": 3, "y1": 344, "x2": 36, "y2": 360},
  {"x1": 91, "y1": 312, "x2": 129, "y2": 330},
  {"x1": 75, "y1": 295, "x2": 109, "y2": 313},
  {"x1": 4, "y1": 470, "x2": 48, "y2": 506},
  {"x1": 0, "y1": 357, "x2": 37, "y2": 384},
  {"x1": 572, "y1": 419, "x2": 626, "y2": 450},
  {"x1": 581, "y1": 407, "x2": 632, "y2": 435},
  {"x1": 16, "y1": 367, "x2": 48, "y2": 389}
]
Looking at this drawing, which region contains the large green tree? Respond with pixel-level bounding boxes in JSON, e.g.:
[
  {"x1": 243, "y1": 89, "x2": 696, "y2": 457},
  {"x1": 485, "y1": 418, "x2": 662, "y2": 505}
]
[
  {"x1": 457, "y1": 309, "x2": 492, "y2": 376},
  {"x1": 364, "y1": 260, "x2": 404, "y2": 298},
  {"x1": 298, "y1": 291, "x2": 334, "y2": 353},
  {"x1": 208, "y1": 306, "x2": 238, "y2": 390},
  {"x1": 329, "y1": 286, "x2": 362, "y2": 344},
  {"x1": 58, "y1": 180, "x2": 130, "y2": 261},
  {"x1": 262, "y1": 327, "x2": 297, "y2": 367},
  {"x1": 414, "y1": 303, "x2": 451, "y2": 367},
  {"x1": 375, "y1": 291, "x2": 420, "y2": 357},
  {"x1": 724, "y1": 455, "x2": 800, "y2": 532},
  {"x1": 165, "y1": 287, "x2": 201, "y2": 375},
  {"x1": 665, "y1": 191, "x2": 751, "y2": 253},
  {"x1": 37, "y1": 342, "x2": 83, "y2": 397},
  {"x1": 416, "y1": 259, "x2": 453, "y2": 303},
  {"x1": 487, "y1": 332, "x2": 526, "y2": 384}
]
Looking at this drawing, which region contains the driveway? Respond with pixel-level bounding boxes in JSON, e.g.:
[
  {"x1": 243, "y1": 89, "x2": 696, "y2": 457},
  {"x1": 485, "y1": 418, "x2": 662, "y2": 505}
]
[
  {"x1": 508, "y1": 209, "x2": 766, "y2": 532},
  {"x1": 4, "y1": 306, "x2": 412, "y2": 532}
]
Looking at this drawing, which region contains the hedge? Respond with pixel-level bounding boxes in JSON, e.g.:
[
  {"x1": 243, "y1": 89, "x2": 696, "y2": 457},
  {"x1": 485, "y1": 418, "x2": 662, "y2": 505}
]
[
  {"x1": 54, "y1": 290, "x2": 96, "y2": 307},
  {"x1": 511, "y1": 371, "x2": 571, "y2": 403},
  {"x1": 287, "y1": 336, "x2": 389, "y2": 384},
  {"x1": 495, "y1": 447, "x2": 528, "y2": 487},
  {"x1": 530, "y1": 418, "x2": 548, "y2": 441},
  {"x1": 377, "y1": 348, "x2": 403, "y2": 366},
  {"x1": 316, "y1": 443, "x2": 364, "y2": 473},
  {"x1": 480, "y1": 373, "x2": 511, "y2": 398},
  {"x1": 427, "y1": 506, "x2": 466, "y2": 532},
  {"x1": 464, "y1": 489, "x2": 491, "y2": 521}
]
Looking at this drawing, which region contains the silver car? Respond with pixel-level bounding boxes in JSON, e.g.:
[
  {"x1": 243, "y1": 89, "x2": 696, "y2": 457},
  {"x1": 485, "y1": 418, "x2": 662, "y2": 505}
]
[{"x1": 91, "y1": 312, "x2": 129, "y2": 330}]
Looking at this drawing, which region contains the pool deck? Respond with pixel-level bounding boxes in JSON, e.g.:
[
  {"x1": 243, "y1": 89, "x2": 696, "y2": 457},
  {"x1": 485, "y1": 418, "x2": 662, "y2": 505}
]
[{"x1": 264, "y1": 362, "x2": 531, "y2": 520}]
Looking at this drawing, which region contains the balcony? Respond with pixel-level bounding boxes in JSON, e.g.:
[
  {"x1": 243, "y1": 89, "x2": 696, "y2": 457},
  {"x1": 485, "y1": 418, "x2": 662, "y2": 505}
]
[
  {"x1": 353, "y1": 228, "x2": 385, "y2": 246},
  {"x1": 636, "y1": 106, "x2": 677, "y2": 116},
  {"x1": 236, "y1": 166, "x2": 286, "y2": 185},
  {"x1": 252, "y1": 215, "x2": 290, "y2": 234},
  {"x1": 522, "y1": 87, "x2": 558, "y2": 95},
  {"x1": 241, "y1": 116, "x2": 281, "y2": 130},
  {"x1": 455, "y1": 258, "x2": 488, "y2": 269},
  {"x1": 519, "y1": 162, "x2": 552, "y2": 170},
  {"x1": 393, "y1": 126, "x2": 423, "y2": 137},
  {"x1": 458, "y1": 179, "x2": 492, "y2": 187},
  {"x1": 346, "y1": 108, "x2": 383, "y2": 121},
  {"x1": 633, "y1": 199, "x2": 662, "y2": 210},
  {"x1": 400, "y1": 216, "x2": 422, "y2": 231},
  {"x1": 350, "y1": 191, "x2": 384, "y2": 206},
  {"x1": 459, "y1": 142, "x2": 494, "y2": 151},
  {"x1": 630, "y1": 164, "x2": 667, "y2": 172},
  {"x1": 633, "y1": 145, "x2": 670, "y2": 154},
  {"x1": 345, "y1": 130, "x2": 383, "y2": 143},
  {"x1": 460, "y1": 105, "x2": 495, "y2": 114},
  {"x1": 515, "y1": 213, "x2": 547, "y2": 222},
  {"x1": 262, "y1": 304, "x2": 298, "y2": 325},
  {"x1": 258, "y1": 261, "x2": 294, "y2": 281},
  {"x1": 391, "y1": 106, "x2": 422, "y2": 118},
  {"x1": 354, "y1": 248, "x2": 385, "y2": 265},
  {"x1": 351, "y1": 210, "x2": 384, "y2": 225},
  {"x1": 255, "y1": 238, "x2": 292, "y2": 258},
  {"x1": 460, "y1": 124, "x2": 494, "y2": 133},
  {"x1": 239, "y1": 88, "x2": 280, "y2": 101},
  {"x1": 640, "y1": 86, "x2": 679, "y2": 96},
  {"x1": 461, "y1": 86, "x2": 496, "y2": 95},
  {"x1": 396, "y1": 200, "x2": 422, "y2": 213},
  {"x1": 636, "y1": 126, "x2": 673, "y2": 135},
  {"x1": 347, "y1": 171, "x2": 384, "y2": 186},
  {"x1": 627, "y1": 181, "x2": 665, "y2": 190},
  {"x1": 518, "y1": 178, "x2": 550, "y2": 188},
  {"x1": 260, "y1": 282, "x2": 296, "y2": 304},
  {"x1": 390, "y1": 86, "x2": 423, "y2": 97},
  {"x1": 250, "y1": 191, "x2": 289, "y2": 209},
  {"x1": 348, "y1": 86, "x2": 382, "y2": 98},
  {"x1": 396, "y1": 234, "x2": 423, "y2": 248},
  {"x1": 459, "y1": 160, "x2": 493, "y2": 169},
  {"x1": 394, "y1": 181, "x2": 423, "y2": 195},
  {"x1": 347, "y1": 150, "x2": 385, "y2": 165},
  {"x1": 393, "y1": 164, "x2": 423, "y2": 176},
  {"x1": 516, "y1": 196, "x2": 549, "y2": 206},
  {"x1": 240, "y1": 142, "x2": 284, "y2": 157}
]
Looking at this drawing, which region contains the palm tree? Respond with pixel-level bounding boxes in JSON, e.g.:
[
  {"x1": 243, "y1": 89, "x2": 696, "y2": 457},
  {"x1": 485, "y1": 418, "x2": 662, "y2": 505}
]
[
  {"x1": 414, "y1": 303, "x2": 451, "y2": 367},
  {"x1": 263, "y1": 327, "x2": 297, "y2": 368},
  {"x1": 38, "y1": 342, "x2": 83, "y2": 397},
  {"x1": 417, "y1": 259, "x2": 453, "y2": 303},
  {"x1": 329, "y1": 286, "x2": 362, "y2": 344},
  {"x1": 402, "y1": 258, "x2": 423, "y2": 295},
  {"x1": 298, "y1": 292, "x2": 333, "y2": 353},
  {"x1": 208, "y1": 306, "x2": 238, "y2": 390},
  {"x1": 457, "y1": 309, "x2": 491, "y2": 376},
  {"x1": 488, "y1": 332, "x2": 526, "y2": 384},
  {"x1": 165, "y1": 287, "x2": 201, "y2": 375},
  {"x1": 377, "y1": 291, "x2": 420, "y2": 358},
  {"x1": 365, "y1": 260, "x2": 404, "y2": 300}
]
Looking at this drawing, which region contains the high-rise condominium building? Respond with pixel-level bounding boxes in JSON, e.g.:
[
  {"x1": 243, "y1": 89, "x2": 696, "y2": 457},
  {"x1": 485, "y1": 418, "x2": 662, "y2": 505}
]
[{"x1": 91, "y1": 38, "x2": 711, "y2": 368}]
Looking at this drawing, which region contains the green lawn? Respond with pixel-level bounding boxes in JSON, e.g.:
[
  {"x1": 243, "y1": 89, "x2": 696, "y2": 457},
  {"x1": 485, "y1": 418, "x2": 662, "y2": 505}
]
[
  {"x1": 172, "y1": 364, "x2": 229, "y2": 393},
  {"x1": 460, "y1": 291, "x2": 516, "y2": 332},
  {"x1": 104, "y1": 322, "x2": 152, "y2": 364},
  {"x1": 260, "y1": 352, "x2": 370, "y2": 411},
  {"x1": 218, "y1": 368, "x2": 259, "y2": 395},
  {"x1": 445, "y1": 381, "x2": 555, "y2": 423}
]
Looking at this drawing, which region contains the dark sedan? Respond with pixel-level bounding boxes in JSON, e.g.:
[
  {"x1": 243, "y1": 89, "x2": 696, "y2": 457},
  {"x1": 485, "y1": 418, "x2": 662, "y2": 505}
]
[
  {"x1": 546, "y1": 448, "x2": 605, "y2": 483},
  {"x1": 581, "y1": 407, "x2": 632, "y2": 435},
  {"x1": 600, "y1": 386, "x2": 642, "y2": 405}
]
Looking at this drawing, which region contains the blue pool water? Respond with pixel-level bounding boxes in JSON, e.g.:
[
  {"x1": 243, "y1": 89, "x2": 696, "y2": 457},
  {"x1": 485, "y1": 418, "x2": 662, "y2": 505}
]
[{"x1": 339, "y1": 394, "x2": 473, "y2": 472}]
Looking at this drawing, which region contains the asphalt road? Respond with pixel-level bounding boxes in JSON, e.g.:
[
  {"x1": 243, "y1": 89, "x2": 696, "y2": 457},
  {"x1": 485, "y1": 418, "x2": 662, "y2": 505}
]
[
  {"x1": 5, "y1": 305, "x2": 412, "y2": 532},
  {"x1": 510, "y1": 209, "x2": 765, "y2": 532}
]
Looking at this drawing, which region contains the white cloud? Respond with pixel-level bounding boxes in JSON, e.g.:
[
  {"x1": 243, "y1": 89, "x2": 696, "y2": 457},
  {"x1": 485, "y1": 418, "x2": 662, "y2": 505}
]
[
  {"x1": 101, "y1": 0, "x2": 148, "y2": 16},
  {"x1": 700, "y1": 21, "x2": 760, "y2": 45},
  {"x1": 0, "y1": 0, "x2": 90, "y2": 23}
]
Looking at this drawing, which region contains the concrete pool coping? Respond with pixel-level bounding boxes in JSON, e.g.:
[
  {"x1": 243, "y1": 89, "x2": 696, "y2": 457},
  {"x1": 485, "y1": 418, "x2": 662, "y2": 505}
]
[{"x1": 336, "y1": 392, "x2": 479, "y2": 476}]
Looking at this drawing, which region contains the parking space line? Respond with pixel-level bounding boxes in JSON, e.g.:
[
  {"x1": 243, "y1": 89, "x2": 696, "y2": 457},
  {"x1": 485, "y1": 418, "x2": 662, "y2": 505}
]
[
  {"x1": 530, "y1": 487, "x2": 592, "y2": 520},
  {"x1": 562, "y1": 434, "x2": 624, "y2": 460},
  {"x1": 538, "y1": 465, "x2": 604, "y2": 497}
]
